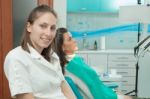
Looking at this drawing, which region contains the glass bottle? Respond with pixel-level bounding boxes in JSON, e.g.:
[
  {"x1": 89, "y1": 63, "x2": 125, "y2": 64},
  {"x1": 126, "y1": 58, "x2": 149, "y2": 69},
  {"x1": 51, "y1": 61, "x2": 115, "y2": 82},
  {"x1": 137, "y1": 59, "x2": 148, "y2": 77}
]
[{"x1": 94, "y1": 40, "x2": 97, "y2": 50}]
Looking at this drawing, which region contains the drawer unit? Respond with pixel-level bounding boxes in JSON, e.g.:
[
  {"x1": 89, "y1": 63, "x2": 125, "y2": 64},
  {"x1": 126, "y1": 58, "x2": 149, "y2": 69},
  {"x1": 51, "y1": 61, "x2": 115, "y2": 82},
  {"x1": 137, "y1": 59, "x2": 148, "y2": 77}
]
[
  {"x1": 121, "y1": 77, "x2": 135, "y2": 86},
  {"x1": 108, "y1": 53, "x2": 136, "y2": 95},
  {"x1": 108, "y1": 61, "x2": 136, "y2": 68},
  {"x1": 108, "y1": 68, "x2": 136, "y2": 77},
  {"x1": 120, "y1": 85, "x2": 135, "y2": 95},
  {"x1": 77, "y1": 51, "x2": 136, "y2": 95},
  {"x1": 108, "y1": 54, "x2": 136, "y2": 62}
]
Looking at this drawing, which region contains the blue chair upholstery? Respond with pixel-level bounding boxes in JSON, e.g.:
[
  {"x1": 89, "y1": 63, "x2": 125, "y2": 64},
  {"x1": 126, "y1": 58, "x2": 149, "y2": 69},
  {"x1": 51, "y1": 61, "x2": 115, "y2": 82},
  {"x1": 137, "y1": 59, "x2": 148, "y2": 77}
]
[{"x1": 65, "y1": 76, "x2": 83, "y2": 99}]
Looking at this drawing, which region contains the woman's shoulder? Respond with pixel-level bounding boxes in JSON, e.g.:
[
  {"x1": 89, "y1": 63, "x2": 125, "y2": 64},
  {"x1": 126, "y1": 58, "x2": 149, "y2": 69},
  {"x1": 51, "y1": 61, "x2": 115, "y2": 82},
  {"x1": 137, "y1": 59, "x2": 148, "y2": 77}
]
[
  {"x1": 5, "y1": 46, "x2": 28, "y2": 61},
  {"x1": 4, "y1": 46, "x2": 29, "y2": 70}
]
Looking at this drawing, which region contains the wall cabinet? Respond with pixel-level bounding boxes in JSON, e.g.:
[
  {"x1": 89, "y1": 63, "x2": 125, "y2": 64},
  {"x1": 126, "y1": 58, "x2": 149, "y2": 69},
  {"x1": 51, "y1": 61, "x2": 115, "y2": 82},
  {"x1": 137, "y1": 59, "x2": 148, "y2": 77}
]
[
  {"x1": 76, "y1": 50, "x2": 136, "y2": 95},
  {"x1": 67, "y1": 0, "x2": 117, "y2": 12},
  {"x1": 67, "y1": 0, "x2": 100, "y2": 12}
]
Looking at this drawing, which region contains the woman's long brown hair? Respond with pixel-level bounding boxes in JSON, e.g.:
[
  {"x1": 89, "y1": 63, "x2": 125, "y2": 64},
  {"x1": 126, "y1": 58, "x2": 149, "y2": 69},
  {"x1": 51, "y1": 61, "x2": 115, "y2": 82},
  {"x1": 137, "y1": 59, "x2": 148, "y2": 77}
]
[{"x1": 54, "y1": 28, "x2": 69, "y2": 74}]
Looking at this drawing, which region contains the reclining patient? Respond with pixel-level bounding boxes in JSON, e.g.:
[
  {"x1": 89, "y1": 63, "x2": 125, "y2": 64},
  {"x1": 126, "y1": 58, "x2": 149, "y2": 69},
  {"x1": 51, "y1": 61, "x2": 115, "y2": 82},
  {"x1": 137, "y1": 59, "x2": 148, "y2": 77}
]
[{"x1": 54, "y1": 27, "x2": 132, "y2": 99}]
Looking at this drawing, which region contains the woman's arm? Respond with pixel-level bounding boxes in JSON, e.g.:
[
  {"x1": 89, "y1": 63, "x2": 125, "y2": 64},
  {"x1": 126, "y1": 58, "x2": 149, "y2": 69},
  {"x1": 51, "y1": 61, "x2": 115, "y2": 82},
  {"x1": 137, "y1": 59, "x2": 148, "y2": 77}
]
[
  {"x1": 16, "y1": 93, "x2": 35, "y2": 99},
  {"x1": 61, "y1": 81, "x2": 76, "y2": 99}
]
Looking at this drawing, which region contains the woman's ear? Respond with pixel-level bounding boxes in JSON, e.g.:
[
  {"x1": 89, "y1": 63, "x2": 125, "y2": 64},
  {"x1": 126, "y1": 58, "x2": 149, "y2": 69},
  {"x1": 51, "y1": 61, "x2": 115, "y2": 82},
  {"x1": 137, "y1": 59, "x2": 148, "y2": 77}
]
[{"x1": 26, "y1": 22, "x2": 32, "y2": 33}]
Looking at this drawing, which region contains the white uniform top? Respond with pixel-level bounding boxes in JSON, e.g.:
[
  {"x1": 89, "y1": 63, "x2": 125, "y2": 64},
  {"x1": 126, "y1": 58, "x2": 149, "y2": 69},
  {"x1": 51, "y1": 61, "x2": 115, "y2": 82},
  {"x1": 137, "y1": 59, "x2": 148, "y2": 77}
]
[{"x1": 4, "y1": 45, "x2": 67, "y2": 99}]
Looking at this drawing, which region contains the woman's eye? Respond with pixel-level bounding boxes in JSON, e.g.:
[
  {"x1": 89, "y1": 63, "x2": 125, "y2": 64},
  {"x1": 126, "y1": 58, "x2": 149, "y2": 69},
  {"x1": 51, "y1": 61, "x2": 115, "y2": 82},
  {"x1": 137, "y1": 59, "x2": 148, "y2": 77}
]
[
  {"x1": 40, "y1": 24, "x2": 47, "y2": 28},
  {"x1": 50, "y1": 25, "x2": 56, "y2": 31},
  {"x1": 69, "y1": 37, "x2": 72, "y2": 41}
]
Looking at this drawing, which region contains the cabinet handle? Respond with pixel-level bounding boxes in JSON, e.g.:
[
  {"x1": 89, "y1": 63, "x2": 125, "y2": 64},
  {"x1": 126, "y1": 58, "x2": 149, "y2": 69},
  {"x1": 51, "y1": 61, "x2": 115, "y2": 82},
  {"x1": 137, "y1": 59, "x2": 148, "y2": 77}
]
[
  {"x1": 117, "y1": 57, "x2": 129, "y2": 60},
  {"x1": 122, "y1": 81, "x2": 128, "y2": 82},
  {"x1": 116, "y1": 64, "x2": 129, "y2": 66},
  {"x1": 121, "y1": 90, "x2": 127, "y2": 92},
  {"x1": 117, "y1": 72, "x2": 128, "y2": 74}
]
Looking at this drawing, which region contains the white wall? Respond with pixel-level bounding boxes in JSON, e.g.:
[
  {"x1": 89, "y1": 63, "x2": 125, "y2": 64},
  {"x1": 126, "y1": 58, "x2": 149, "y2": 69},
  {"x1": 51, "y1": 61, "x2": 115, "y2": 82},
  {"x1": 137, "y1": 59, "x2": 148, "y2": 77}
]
[{"x1": 53, "y1": 0, "x2": 67, "y2": 28}]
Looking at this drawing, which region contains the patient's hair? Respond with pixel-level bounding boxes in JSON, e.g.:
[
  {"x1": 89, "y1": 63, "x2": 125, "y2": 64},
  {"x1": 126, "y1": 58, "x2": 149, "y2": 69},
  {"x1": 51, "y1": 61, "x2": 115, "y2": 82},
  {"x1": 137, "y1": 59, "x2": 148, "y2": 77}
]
[{"x1": 54, "y1": 28, "x2": 69, "y2": 74}]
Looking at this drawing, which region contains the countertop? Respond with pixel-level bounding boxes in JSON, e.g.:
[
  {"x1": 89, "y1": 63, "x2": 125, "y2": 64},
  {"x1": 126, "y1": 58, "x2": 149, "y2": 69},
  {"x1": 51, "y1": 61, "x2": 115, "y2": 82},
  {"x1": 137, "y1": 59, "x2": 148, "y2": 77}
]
[{"x1": 76, "y1": 49, "x2": 134, "y2": 54}]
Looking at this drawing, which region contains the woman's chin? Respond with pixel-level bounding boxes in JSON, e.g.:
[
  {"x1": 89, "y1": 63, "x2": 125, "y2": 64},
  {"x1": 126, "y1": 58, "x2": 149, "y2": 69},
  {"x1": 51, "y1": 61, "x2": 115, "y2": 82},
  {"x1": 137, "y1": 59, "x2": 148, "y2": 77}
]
[
  {"x1": 41, "y1": 44, "x2": 50, "y2": 49},
  {"x1": 75, "y1": 47, "x2": 78, "y2": 51}
]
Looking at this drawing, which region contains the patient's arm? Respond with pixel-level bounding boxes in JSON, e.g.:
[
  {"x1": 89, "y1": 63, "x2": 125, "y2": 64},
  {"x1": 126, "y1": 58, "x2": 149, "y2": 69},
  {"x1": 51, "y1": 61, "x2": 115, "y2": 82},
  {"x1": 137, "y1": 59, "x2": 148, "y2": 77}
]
[
  {"x1": 117, "y1": 93, "x2": 133, "y2": 99},
  {"x1": 61, "y1": 80, "x2": 76, "y2": 99},
  {"x1": 16, "y1": 93, "x2": 35, "y2": 99},
  {"x1": 123, "y1": 95, "x2": 132, "y2": 99}
]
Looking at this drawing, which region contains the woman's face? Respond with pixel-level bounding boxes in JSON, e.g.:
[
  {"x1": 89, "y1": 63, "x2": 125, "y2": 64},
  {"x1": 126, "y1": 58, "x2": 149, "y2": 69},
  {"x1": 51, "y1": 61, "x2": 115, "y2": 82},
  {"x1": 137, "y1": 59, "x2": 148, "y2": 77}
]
[
  {"x1": 27, "y1": 12, "x2": 57, "y2": 53},
  {"x1": 63, "y1": 32, "x2": 78, "y2": 55}
]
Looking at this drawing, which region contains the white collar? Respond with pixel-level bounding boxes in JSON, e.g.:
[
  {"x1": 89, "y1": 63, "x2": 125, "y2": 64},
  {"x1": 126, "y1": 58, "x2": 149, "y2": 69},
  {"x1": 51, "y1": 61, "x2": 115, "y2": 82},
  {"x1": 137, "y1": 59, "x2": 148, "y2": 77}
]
[
  {"x1": 28, "y1": 44, "x2": 58, "y2": 60},
  {"x1": 65, "y1": 54, "x2": 76, "y2": 61},
  {"x1": 28, "y1": 44, "x2": 42, "y2": 59}
]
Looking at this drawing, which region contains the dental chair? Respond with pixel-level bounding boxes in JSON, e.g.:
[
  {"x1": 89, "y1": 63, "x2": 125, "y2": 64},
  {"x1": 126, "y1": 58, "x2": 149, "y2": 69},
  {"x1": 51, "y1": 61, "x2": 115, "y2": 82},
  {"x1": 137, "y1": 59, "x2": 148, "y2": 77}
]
[
  {"x1": 66, "y1": 70, "x2": 119, "y2": 99},
  {"x1": 66, "y1": 70, "x2": 94, "y2": 99}
]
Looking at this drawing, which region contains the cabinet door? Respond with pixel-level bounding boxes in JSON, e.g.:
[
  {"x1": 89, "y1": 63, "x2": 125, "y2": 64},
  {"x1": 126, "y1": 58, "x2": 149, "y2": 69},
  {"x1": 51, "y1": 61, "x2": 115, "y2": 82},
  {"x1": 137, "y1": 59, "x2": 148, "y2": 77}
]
[
  {"x1": 108, "y1": 61, "x2": 136, "y2": 69},
  {"x1": 67, "y1": 0, "x2": 122, "y2": 12},
  {"x1": 121, "y1": 86, "x2": 135, "y2": 95},
  {"x1": 108, "y1": 54, "x2": 136, "y2": 62},
  {"x1": 88, "y1": 53, "x2": 107, "y2": 74},
  {"x1": 67, "y1": 0, "x2": 100, "y2": 12},
  {"x1": 108, "y1": 68, "x2": 136, "y2": 77}
]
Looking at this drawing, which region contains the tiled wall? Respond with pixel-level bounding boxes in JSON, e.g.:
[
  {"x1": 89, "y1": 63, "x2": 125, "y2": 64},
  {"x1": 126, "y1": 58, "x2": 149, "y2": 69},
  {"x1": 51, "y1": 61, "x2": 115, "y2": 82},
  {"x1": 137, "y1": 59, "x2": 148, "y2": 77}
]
[
  {"x1": 67, "y1": 12, "x2": 138, "y2": 50},
  {"x1": 67, "y1": 12, "x2": 120, "y2": 31}
]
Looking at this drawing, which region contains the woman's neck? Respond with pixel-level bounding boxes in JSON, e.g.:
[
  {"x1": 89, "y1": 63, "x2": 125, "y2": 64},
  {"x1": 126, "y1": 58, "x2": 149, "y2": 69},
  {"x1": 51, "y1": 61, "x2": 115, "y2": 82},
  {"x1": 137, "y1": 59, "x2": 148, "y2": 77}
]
[
  {"x1": 66, "y1": 54, "x2": 76, "y2": 61},
  {"x1": 64, "y1": 50, "x2": 75, "y2": 55}
]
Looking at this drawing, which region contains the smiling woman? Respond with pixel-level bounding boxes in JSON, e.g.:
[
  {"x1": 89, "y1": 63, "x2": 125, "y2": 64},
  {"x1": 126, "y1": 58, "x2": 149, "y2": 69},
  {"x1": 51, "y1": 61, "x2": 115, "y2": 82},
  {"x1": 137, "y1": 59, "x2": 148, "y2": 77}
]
[
  {"x1": 4, "y1": 5, "x2": 76, "y2": 99},
  {"x1": 26, "y1": 12, "x2": 57, "y2": 53}
]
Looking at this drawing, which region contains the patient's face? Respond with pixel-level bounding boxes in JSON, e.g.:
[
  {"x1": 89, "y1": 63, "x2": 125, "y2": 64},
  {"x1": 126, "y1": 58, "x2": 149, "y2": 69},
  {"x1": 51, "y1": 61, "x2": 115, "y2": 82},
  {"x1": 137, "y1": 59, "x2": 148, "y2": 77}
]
[{"x1": 63, "y1": 33, "x2": 78, "y2": 54}]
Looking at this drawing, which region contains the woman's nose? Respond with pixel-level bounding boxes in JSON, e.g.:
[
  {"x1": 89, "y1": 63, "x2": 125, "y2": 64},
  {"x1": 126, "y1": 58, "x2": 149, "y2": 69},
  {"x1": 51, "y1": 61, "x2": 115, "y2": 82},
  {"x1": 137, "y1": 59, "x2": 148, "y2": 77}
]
[
  {"x1": 45, "y1": 29, "x2": 53, "y2": 36},
  {"x1": 45, "y1": 31, "x2": 52, "y2": 37}
]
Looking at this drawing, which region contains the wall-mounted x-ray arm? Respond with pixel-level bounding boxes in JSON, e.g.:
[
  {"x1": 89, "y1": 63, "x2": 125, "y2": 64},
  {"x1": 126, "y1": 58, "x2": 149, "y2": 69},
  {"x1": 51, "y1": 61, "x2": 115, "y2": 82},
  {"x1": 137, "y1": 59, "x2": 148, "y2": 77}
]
[
  {"x1": 143, "y1": 39, "x2": 150, "y2": 50},
  {"x1": 134, "y1": 35, "x2": 150, "y2": 56}
]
